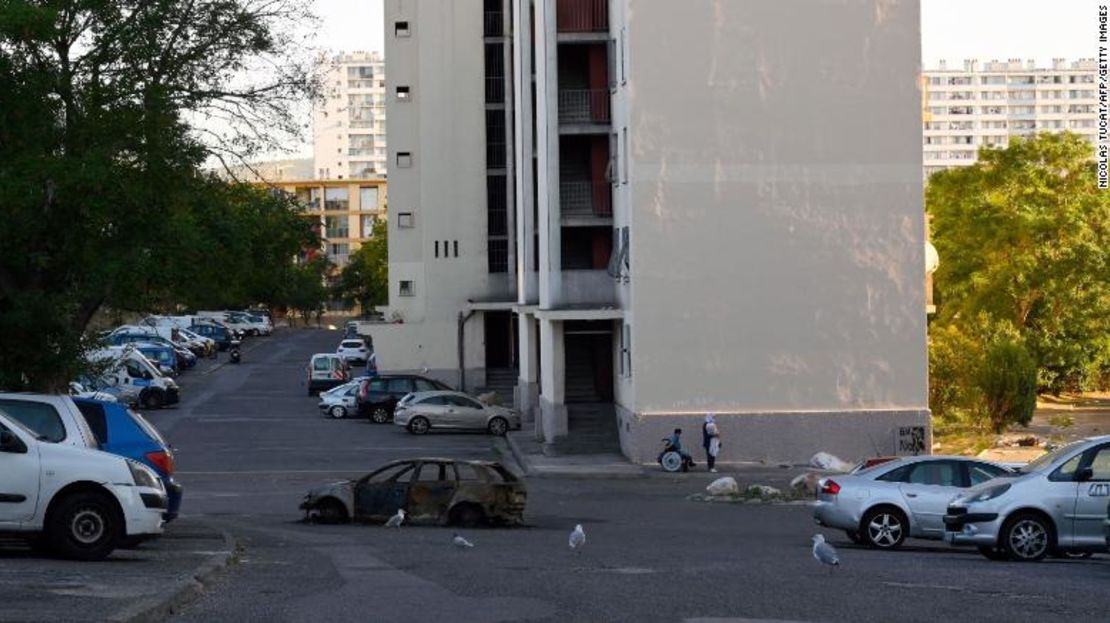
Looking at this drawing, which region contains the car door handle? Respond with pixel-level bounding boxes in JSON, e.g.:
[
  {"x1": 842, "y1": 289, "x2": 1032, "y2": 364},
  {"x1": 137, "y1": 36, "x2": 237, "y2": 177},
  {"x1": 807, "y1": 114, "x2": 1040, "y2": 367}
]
[{"x1": 905, "y1": 493, "x2": 918, "y2": 498}]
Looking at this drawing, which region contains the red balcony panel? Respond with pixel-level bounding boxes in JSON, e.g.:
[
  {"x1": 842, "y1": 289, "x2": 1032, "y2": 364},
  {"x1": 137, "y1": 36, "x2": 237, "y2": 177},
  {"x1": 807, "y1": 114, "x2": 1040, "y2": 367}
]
[{"x1": 557, "y1": 0, "x2": 608, "y2": 33}]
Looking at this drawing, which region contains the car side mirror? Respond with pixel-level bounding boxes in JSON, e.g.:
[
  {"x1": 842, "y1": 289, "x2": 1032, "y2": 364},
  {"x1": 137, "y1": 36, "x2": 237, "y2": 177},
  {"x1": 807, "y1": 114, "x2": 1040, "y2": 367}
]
[
  {"x1": 0, "y1": 430, "x2": 27, "y2": 454},
  {"x1": 1076, "y1": 466, "x2": 1094, "y2": 482}
]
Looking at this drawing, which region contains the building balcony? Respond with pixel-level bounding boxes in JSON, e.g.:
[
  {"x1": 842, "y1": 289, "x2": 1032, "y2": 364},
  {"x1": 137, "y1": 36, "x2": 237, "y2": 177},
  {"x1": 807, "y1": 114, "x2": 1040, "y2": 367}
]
[
  {"x1": 556, "y1": 0, "x2": 608, "y2": 33},
  {"x1": 486, "y1": 76, "x2": 506, "y2": 104},
  {"x1": 484, "y1": 11, "x2": 504, "y2": 37},
  {"x1": 558, "y1": 89, "x2": 610, "y2": 129},
  {"x1": 557, "y1": 270, "x2": 617, "y2": 308},
  {"x1": 560, "y1": 180, "x2": 612, "y2": 220}
]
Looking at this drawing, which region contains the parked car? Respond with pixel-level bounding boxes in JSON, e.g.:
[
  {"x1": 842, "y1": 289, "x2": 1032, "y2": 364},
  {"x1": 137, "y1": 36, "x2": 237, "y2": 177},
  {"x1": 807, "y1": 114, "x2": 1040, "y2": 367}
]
[
  {"x1": 73, "y1": 374, "x2": 140, "y2": 407},
  {"x1": 88, "y1": 346, "x2": 180, "y2": 409},
  {"x1": 299, "y1": 459, "x2": 526, "y2": 527},
  {"x1": 336, "y1": 338, "x2": 371, "y2": 366},
  {"x1": 945, "y1": 436, "x2": 1110, "y2": 562},
  {"x1": 813, "y1": 456, "x2": 1013, "y2": 549},
  {"x1": 307, "y1": 353, "x2": 350, "y2": 395},
  {"x1": 317, "y1": 380, "x2": 362, "y2": 419},
  {"x1": 188, "y1": 322, "x2": 233, "y2": 351},
  {"x1": 357, "y1": 374, "x2": 453, "y2": 423},
  {"x1": 0, "y1": 393, "x2": 101, "y2": 449},
  {"x1": 73, "y1": 398, "x2": 183, "y2": 522},
  {"x1": 393, "y1": 391, "x2": 522, "y2": 436},
  {"x1": 0, "y1": 410, "x2": 165, "y2": 560}
]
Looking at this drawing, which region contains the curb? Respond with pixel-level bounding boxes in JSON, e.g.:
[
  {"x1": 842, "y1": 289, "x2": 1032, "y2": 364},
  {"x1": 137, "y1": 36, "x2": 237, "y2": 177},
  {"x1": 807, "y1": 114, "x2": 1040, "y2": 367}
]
[
  {"x1": 108, "y1": 529, "x2": 238, "y2": 623},
  {"x1": 502, "y1": 433, "x2": 647, "y2": 480}
]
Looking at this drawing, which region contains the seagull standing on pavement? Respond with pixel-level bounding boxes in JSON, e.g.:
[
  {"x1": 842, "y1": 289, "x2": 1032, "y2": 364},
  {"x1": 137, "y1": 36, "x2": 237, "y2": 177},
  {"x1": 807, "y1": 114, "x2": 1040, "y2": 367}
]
[
  {"x1": 453, "y1": 533, "x2": 475, "y2": 549},
  {"x1": 384, "y1": 509, "x2": 406, "y2": 528},
  {"x1": 569, "y1": 524, "x2": 586, "y2": 552},
  {"x1": 812, "y1": 534, "x2": 840, "y2": 573}
]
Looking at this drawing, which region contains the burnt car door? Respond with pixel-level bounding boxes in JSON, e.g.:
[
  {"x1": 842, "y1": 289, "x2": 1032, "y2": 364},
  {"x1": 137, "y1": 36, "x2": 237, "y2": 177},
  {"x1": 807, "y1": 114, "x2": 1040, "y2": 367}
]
[
  {"x1": 406, "y1": 461, "x2": 458, "y2": 524},
  {"x1": 353, "y1": 462, "x2": 416, "y2": 521}
]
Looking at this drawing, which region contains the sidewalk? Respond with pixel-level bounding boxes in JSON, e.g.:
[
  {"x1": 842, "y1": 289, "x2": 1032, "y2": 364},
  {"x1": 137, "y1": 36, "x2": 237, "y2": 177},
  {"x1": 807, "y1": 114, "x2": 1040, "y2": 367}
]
[
  {"x1": 0, "y1": 519, "x2": 236, "y2": 623},
  {"x1": 502, "y1": 430, "x2": 817, "y2": 489}
]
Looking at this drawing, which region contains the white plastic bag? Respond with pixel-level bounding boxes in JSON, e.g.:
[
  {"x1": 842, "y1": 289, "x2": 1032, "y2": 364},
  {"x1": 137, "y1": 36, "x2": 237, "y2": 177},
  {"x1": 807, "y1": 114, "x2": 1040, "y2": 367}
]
[
  {"x1": 809, "y1": 451, "x2": 853, "y2": 473},
  {"x1": 706, "y1": 476, "x2": 739, "y2": 496}
]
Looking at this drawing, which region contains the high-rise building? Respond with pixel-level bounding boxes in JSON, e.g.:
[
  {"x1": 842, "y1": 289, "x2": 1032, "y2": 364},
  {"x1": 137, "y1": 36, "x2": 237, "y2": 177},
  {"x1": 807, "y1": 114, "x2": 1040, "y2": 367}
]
[
  {"x1": 923, "y1": 58, "x2": 1097, "y2": 180},
  {"x1": 269, "y1": 178, "x2": 387, "y2": 270},
  {"x1": 374, "y1": 0, "x2": 928, "y2": 464},
  {"x1": 313, "y1": 51, "x2": 388, "y2": 180}
]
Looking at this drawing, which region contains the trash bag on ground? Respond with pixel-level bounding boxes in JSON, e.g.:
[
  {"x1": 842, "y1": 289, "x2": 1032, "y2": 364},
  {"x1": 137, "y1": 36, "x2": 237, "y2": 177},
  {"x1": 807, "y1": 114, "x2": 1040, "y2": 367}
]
[
  {"x1": 809, "y1": 452, "x2": 853, "y2": 473},
  {"x1": 706, "y1": 476, "x2": 739, "y2": 496}
]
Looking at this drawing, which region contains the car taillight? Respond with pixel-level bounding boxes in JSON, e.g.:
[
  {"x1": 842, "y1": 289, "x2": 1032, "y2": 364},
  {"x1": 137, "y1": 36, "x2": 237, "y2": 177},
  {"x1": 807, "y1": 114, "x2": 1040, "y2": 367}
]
[
  {"x1": 145, "y1": 450, "x2": 175, "y2": 475},
  {"x1": 819, "y1": 479, "x2": 840, "y2": 495}
]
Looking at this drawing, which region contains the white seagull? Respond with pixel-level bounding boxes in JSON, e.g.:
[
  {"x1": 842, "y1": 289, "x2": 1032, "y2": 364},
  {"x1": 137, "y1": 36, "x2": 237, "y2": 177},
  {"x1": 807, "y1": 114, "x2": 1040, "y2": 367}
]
[
  {"x1": 569, "y1": 524, "x2": 586, "y2": 552},
  {"x1": 812, "y1": 534, "x2": 840, "y2": 573},
  {"x1": 453, "y1": 533, "x2": 475, "y2": 549},
  {"x1": 384, "y1": 509, "x2": 406, "y2": 528}
]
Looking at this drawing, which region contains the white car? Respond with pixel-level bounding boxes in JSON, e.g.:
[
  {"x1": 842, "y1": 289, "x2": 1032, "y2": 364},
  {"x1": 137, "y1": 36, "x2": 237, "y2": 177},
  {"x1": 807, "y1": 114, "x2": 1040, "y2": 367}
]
[
  {"x1": 336, "y1": 338, "x2": 371, "y2": 365},
  {"x1": 0, "y1": 410, "x2": 165, "y2": 560}
]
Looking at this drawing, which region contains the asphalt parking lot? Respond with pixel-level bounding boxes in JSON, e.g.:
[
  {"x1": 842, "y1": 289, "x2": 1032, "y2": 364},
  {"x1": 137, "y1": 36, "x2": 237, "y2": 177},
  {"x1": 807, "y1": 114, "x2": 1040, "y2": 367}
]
[{"x1": 7, "y1": 328, "x2": 1110, "y2": 623}]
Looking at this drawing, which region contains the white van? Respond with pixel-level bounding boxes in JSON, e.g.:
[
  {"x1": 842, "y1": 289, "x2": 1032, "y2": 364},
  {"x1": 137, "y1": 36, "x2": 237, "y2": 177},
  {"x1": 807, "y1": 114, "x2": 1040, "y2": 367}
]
[
  {"x1": 0, "y1": 410, "x2": 165, "y2": 560},
  {"x1": 88, "y1": 346, "x2": 180, "y2": 409},
  {"x1": 307, "y1": 353, "x2": 350, "y2": 395}
]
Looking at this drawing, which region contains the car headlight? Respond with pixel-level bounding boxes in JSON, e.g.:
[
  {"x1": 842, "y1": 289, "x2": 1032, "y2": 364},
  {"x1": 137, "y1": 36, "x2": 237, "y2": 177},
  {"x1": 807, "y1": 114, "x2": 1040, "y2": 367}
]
[
  {"x1": 128, "y1": 460, "x2": 163, "y2": 490},
  {"x1": 964, "y1": 483, "x2": 1011, "y2": 504}
]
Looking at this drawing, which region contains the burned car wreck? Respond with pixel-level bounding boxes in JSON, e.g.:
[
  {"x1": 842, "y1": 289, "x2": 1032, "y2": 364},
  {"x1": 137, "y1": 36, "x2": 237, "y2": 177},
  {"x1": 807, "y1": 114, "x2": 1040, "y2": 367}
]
[{"x1": 300, "y1": 458, "x2": 527, "y2": 527}]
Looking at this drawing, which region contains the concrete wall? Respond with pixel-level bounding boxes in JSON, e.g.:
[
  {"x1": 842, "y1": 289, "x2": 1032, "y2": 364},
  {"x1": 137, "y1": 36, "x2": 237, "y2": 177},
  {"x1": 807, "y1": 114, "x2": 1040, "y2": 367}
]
[
  {"x1": 624, "y1": 0, "x2": 928, "y2": 418},
  {"x1": 362, "y1": 320, "x2": 486, "y2": 390},
  {"x1": 382, "y1": 0, "x2": 501, "y2": 382}
]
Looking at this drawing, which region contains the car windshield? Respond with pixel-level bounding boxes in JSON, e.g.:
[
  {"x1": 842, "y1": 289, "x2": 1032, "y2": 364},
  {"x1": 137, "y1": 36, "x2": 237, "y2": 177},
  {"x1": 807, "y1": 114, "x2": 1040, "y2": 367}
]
[{"x1": 1018, "y1": 441, "x2": 1087, "y2": 474}]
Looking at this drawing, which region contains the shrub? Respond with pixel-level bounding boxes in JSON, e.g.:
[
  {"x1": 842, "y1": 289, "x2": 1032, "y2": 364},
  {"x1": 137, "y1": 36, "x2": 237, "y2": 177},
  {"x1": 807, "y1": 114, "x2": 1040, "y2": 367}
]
[{"x1": 976, "y1": 338, "x2": 1038, "y2": 433}]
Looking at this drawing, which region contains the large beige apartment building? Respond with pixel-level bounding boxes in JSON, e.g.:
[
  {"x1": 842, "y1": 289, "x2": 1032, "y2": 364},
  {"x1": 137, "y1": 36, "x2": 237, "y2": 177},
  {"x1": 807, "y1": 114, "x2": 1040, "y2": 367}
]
[
  {"x1": 313, "y1": 51, "x2": 389, "y2": 180},
  {"x1": 923, "y1": 58, "x2": 1098, "y2": 179},
  {"x1": 371, "y1": 0, "x2": 928, "y2": 464},
  {"x1": 270, "y1": 178, "x2": 387, "y2": 269}
]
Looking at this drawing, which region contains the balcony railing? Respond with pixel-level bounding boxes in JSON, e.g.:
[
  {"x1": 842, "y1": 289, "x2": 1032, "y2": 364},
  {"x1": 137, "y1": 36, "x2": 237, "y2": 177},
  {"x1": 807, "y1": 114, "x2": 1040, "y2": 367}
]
[
  {"x1": 484, "y1": 11, "x2": 504, "y2": 37},
  {"x1": 558, "y1": 89, "x2": 610, "y2": 125},
  {"x1": 557, "y1": 0, "x2": 608, "y2": 33},
  {"x1": 486, "y1": 76, "x2": 506, "y2": 103},
  {"x1": 560, "y1": 180, "x2": 612, "y2": 217}
]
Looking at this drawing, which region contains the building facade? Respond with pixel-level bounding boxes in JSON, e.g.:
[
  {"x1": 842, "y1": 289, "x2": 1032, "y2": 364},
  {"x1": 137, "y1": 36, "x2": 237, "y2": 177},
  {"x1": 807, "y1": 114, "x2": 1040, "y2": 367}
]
[
  {"x1": 379, "y1": 0, "x2": 929, "y2": 464},
  {"x1": 270, "y1": 179, "x2": 388, "y2": 269},
  {"x1": 313, "y1": 51, "x2": 389, "y2": 180},
  {"x1": 923, "y1": 58, "x2": 1098, "y2": 179}
]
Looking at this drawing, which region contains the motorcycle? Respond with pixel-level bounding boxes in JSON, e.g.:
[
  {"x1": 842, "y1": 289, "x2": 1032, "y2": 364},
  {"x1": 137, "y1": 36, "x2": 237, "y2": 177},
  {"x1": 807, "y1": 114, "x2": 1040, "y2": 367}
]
[
  {"x1": 228, "y1": 338, "x2": 242, "y2": 364},
  {"x1": 658, "y1": 437, "x2": 696, "y2": 472}
]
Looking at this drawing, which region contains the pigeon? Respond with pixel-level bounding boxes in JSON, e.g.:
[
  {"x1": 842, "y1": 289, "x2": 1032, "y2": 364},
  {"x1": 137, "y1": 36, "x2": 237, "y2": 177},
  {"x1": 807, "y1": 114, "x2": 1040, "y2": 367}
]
[
  {"x1": 384, "y1": 509, "x2": 406, "y2": 528},
  {"x1": 812, "y1": 534, "x2": 840, "y2": 573},
  {"x1": 569, "y1": 524, "x2": 586, "y2": 551},
  {"x1": 453, "y1": 533, "x2": 474, "y2": 549}
]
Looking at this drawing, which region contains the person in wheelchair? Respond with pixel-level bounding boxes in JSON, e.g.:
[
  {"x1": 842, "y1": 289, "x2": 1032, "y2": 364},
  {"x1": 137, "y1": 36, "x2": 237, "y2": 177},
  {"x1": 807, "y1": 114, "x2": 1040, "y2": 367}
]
[{"x1": 665, "y1": 428, "x2": 694, "y2": 467}]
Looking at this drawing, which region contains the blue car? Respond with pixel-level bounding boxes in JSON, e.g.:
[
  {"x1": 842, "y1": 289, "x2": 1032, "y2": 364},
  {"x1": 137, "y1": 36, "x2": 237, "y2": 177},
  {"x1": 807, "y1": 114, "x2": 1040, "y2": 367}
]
[{"x1": 73, "y1": 398, "x2": 184, "y2": 521}]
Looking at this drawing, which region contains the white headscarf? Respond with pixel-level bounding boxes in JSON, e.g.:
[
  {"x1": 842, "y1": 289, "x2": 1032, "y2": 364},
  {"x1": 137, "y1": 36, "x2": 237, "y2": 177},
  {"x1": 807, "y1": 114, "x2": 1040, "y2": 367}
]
[{"x1": 705, "y1": 413, "x2": 715, "y2": 424}]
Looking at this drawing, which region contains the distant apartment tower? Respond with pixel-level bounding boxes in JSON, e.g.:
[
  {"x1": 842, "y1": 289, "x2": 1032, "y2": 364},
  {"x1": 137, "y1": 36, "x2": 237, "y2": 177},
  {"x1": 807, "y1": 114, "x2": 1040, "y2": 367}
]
[
  {"x1": 378, "y1": 0, "x2": 928, "y2": 464},
  {"x1": 923, "y1": 58, "x2": 1097, "y2": 179},
  {"x1": 313, "y1": 51, "x2": 388, "y2": 180}
]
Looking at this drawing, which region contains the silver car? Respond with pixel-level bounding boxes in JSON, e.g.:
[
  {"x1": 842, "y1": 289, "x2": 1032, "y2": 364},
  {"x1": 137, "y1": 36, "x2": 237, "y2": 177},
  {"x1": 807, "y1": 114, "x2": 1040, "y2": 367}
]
[
  {"x1": 945, "y1": 436, "x2": 1110, "y2": 562},
  {"x1": 317, "y1": 380, "x2": 360, "y2": 419},
  {"x1": 813, "y1": 456, "x2": 1012, "y2": 549},
  {"x1": 393, "y1": 391, "x2": 521, "y2": 436}
]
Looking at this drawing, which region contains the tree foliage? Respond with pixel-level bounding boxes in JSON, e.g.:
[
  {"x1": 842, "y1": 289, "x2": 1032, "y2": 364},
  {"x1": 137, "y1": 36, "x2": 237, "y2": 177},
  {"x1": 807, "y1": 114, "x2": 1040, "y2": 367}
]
[
  {"x1": 330, "y1": 218, "x2": 388, "y2": 314},
  {"x1": 928, "y1": 132, "x2": 1110, "y2": 396},
  {"x1": 0, "y1": 0, "x2": 319, "y2": 390}
]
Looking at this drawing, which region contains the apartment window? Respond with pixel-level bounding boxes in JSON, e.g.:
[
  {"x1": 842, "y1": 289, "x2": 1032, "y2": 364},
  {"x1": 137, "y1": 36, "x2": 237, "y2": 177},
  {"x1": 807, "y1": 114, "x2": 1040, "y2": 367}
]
[
  {"x1": 397, "y1": 152, "x2": 413, "y2": 168},
  {"x1": 396, "y1": 86, "x2": 411, "y2": 101},
  {"x1": 361, "y1": 215, "x2": 376, "y2": 237},
  {"x1": 359, "y1": 186, "x2": 379, "y2": 211},
  {"x1": 399, "y1": 280, "x2": 415, "y2": 296},
  {"x1": 620, "y1": 323, "x2": 631, "y2": 377},
  {"x1": 324, "y1": 187, "x2": 349, "y2": 210},
  {"x1": 395, "y1": 21, "x2": 410, "y2": 37},
  {"x1": 325, "y1": 216, "x2": 349, "y2": 239},
  {"x1": 621, "y1": 27, "x2": 627, "y2": 85},
  {"x1": 434, "y1": 240, "x2": 439, "y2": 258},
  {"x1": 453, "y1": 240, "x2": 459, "y2": 257},
  {"x1": 398, "y1": 212, "x2": 415, "y2": 228},
  {"x1": 488, "y1": 239, "x2": 508, "y2": 273},
  {"x1": 621, "y1": 128, "x2": 629, "y2": 184}
]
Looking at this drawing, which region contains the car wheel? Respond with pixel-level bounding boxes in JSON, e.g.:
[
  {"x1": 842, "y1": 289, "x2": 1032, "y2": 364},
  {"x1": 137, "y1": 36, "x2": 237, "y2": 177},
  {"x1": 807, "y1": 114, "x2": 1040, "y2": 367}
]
[
  {"x1": 46, "y1": 491, "x2": 122, "y2": 561},
  {"x1": 861, "y1": 507, "x2": 907, "y2": 549},
  {"x1": 1002, "y1": 513, "x2": 1052, "y2": 562},
  {"x1": 487, "y1": 416, "x2": 509, "y2": 436},
  {"x1": 141, "y1": 389, "x2": 164, "y2": 410},
  {"x1": 845, "y1": 530, "x2": 863, "y2": 545},
  {"x1": 978, "y1": 545, "x2": 1010, "y2": 561},
  {"x1": 451, "y1": 503, "x2": 486, "y2": 528},
  {"x1": 371, "y1": 406, "x2": 391, "y2": 424},
  {"x1": 314, "y1": 499, "x2": 349, "y2": 525},
  {"x1": 408, "y1": 416, "x2": 430, "y2": 435},
  {"x1": 328, "y1": 405, "x2": 347, "y2": 419}
]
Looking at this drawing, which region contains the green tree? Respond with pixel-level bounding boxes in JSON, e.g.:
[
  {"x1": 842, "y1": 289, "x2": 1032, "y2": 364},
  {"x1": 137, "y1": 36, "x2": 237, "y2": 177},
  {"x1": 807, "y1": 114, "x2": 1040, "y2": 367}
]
[
  {"x1": 287, "y1": 256, "x2": 331, "y2": 327},
  {"x1": 0, "y1": 0, "x2": 317, "y2": 390},
  {"x1": 331, "y1": 218, "x2": 389, "y2": 314},
  {"x1": 977, "y1": 336, "x2": 1038, "y2": 434},
  {"x1": 927, "y1": 132, "x2": 1110, "y2": 394}
]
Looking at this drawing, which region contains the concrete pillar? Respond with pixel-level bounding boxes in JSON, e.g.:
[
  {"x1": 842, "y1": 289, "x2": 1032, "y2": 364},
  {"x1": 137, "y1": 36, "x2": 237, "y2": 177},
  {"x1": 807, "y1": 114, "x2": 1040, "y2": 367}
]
[
  {"x1": 512, "y1": 0, "x2": 536, "y2": 304},
  {"x1": 538, "y1": 317, "x2": 567, "y2": 444},
  {"x1": 514, "y1": 312, "x2": 540, "y2": 423},
  {"x1": 534, "y1": 0, "x2": 561, "y2": 309}
]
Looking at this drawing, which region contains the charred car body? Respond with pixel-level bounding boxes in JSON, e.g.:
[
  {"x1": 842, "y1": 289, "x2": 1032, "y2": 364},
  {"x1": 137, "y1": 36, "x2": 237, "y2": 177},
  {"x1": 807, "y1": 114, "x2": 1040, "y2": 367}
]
[{"x1": 300, "y1": 459, "x2": 526, "y2": 527}]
